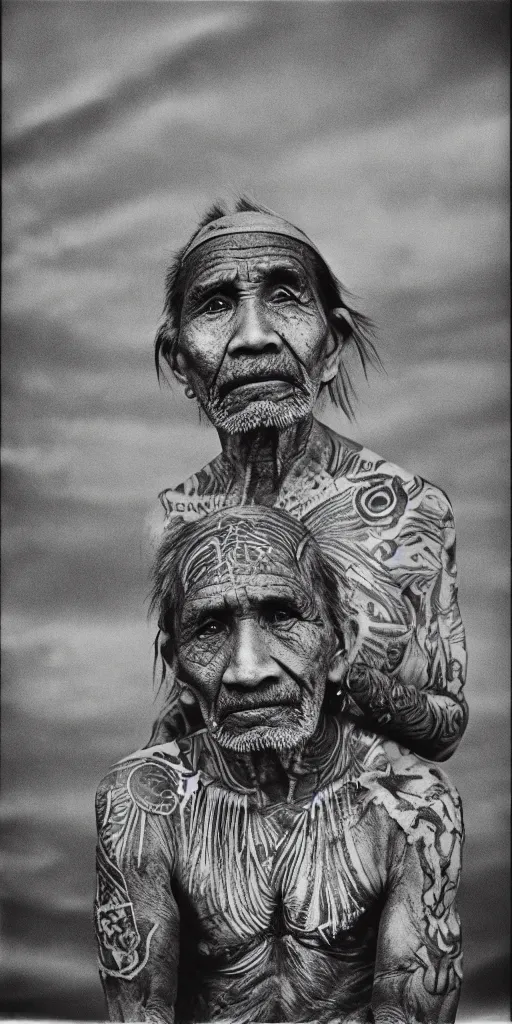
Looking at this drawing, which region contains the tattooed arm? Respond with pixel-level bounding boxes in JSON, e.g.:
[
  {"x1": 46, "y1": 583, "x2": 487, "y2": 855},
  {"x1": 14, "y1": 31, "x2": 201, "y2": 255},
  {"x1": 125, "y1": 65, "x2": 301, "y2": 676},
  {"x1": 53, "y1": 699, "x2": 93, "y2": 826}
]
[
  {"x1": 343, "y1": 485, "x2": 468, "y2": 762},
  {"x1": 370, "y1": 772, "x2": 463, "y2": 1022},
  {"x1": 344, "y1": 663, "x2": 466, "y2": 764},
  {"x1": 94, "y1": 766, "x2": 180, "y2": 1022}
]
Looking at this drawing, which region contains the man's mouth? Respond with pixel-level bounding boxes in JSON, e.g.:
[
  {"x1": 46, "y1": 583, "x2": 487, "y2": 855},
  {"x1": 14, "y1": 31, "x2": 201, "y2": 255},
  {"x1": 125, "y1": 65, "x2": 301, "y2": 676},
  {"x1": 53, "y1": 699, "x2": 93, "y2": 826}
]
[
  {"x1": 219, "y1": 698, "x2": 299, "y2": 725},
  {"x1": 218, "y1": 374, "x2": 298, "y2": 401}
]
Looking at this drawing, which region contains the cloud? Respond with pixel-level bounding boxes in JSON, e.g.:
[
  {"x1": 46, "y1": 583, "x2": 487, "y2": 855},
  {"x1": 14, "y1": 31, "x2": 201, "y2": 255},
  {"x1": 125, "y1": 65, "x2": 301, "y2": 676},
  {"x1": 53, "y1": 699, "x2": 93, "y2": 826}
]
[
  {"x1": 2, "y1": 2, "x2": 509, "y2": 1018},
  {"x1": 3, "y1": 7, "x2": 251, "y2": 149}
]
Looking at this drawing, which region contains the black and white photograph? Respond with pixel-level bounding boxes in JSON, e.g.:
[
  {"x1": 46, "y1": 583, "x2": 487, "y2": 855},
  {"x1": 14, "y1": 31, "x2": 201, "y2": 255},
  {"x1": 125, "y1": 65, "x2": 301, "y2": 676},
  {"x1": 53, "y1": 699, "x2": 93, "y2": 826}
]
[{"x1": 2, "y1": 2, "x2": 509, "y2": 1022}]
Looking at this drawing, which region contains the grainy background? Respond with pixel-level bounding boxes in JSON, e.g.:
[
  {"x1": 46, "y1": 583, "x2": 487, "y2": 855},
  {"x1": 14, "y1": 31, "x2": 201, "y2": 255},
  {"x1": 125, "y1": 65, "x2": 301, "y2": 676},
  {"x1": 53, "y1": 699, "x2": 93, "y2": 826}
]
[{"x1": 1, "y1": 2, "x2": 509, "y2": 1019}]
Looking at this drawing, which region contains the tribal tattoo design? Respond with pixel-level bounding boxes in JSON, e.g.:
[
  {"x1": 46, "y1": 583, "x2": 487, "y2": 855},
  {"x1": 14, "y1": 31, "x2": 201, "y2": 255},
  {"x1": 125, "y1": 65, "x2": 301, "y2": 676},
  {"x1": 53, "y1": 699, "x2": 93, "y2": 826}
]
[
  {"x1": 153, "y1": 419, "x2": 467, "y2": 760},
  {"x1": 122, "y1": 206, "x2": 467, "y2": 1021},
  {"x1": 358, "y1": 745, "x2": 463, "y2": 1020},
  {"x1": 99, "y1": 503, "x2": 463, "y2": 1021},
  {"x1": 95, "y1": 741, "x2": 199, "y2": 983},
  {"x1": 95, "y1": 724, "x2": 463, "y2": 1023}
]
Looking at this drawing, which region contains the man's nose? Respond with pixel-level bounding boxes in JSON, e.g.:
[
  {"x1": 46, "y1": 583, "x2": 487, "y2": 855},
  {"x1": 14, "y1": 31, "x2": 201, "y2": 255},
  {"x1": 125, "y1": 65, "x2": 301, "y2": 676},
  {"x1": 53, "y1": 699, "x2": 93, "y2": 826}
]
[
  {"x1": 228, "y1": 298, "x2": 282, "y2": 357},
  {"x1": 222, "y1": 619, "x2": 280, "y2": 690}
]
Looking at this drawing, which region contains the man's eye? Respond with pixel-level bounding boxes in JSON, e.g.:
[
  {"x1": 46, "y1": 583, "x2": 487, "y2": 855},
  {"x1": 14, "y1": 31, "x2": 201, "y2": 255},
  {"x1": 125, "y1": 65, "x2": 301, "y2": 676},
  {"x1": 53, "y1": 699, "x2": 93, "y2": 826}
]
[
  {"x1": 196, "y1": 620, "x2": 225, "y2": 639},
  {"x1": 202, "y1": 297, "x2": 230, "y2": 315},
  {"x1": 265, "y1": 606, "x2": 298, "y2": 625},
  {"x1": 268, "y1": 287, "x2": 295, "y2": 304}
]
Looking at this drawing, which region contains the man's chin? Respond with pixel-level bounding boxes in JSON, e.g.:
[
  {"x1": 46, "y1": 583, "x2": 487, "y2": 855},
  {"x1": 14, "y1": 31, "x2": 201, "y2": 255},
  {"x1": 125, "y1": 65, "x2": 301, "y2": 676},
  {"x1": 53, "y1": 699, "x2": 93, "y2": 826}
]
[
  {"x1": 213, "y1": 719, "x2": 314, "y2": 753},
  {"x1": 207, "y1": 397, "x2": 315, "y2": 435}
]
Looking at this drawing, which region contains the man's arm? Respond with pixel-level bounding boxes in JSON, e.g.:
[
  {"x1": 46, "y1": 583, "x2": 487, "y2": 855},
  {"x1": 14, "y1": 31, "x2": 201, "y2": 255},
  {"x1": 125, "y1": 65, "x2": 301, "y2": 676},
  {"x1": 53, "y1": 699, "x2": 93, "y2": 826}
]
[
  {"x1": 95, "y1": 766, "x2": 180, "y2": 1022},
  {"x1": 344, "y1": 664, "x2": 467, "y2": 763},
  {"x1": 344, "y1": 485, "x2": 468, "y2": 761},
  {"x1": 370, "y1": 778, "x2": 463, "y2": 1023}
]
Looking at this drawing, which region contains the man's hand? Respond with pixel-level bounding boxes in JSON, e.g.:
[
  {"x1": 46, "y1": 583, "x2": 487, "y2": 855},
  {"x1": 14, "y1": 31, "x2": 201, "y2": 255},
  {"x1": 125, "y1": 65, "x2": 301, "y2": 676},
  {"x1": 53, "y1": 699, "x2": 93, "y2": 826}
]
[{"x1": 344, "y1": 663, "x2": 467, "y2": 762}]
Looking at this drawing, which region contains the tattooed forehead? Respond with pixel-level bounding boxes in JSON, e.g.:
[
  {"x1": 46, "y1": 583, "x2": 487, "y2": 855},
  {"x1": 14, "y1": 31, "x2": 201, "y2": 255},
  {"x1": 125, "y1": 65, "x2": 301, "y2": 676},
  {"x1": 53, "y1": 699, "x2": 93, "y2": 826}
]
[
  {"x1": 181, "y1": 232, "x2": 318, "y2": 292},
  {"x1": 179, "y1": 514, "x2": 310, "y2": 594}
]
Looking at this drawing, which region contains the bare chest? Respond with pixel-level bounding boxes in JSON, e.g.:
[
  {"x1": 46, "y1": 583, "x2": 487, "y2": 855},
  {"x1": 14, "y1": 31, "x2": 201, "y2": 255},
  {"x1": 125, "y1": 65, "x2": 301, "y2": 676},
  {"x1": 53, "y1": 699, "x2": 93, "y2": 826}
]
[{"x1": 173, "y1": 780, "x2": 381, "y2": 953}]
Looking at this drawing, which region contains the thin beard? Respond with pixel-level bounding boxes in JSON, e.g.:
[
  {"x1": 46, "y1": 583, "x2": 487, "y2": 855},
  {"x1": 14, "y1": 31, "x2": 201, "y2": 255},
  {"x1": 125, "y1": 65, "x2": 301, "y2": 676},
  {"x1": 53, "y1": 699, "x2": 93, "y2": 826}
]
[
  {"x1": 205, "y1": 392, "x2": 316, "y2": 435},
  {"x1": 213, "y1": 715, "x2": 314, "y2": 754},
  {"x1": 216, "y1": 397, "x2": 311, "y2": 434}
]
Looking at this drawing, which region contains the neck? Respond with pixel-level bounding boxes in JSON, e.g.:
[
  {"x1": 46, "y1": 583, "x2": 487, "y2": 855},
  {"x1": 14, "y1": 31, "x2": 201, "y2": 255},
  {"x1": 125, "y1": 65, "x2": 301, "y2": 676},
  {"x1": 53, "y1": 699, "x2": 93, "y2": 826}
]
[
  {"x1": 201, "y1": 714, "x2": 343, "y2": 806},
  {"x1": 218, "y1": 416, "x2": 315, "y2": 503}
]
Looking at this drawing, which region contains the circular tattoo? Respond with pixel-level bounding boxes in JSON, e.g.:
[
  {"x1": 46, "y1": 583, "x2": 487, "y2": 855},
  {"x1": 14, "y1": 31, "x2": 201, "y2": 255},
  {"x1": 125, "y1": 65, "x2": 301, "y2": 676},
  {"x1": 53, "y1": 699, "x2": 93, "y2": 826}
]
[
  {"x1": 354, "y1": 475, "x2": 407, "y2": 525},
  {"x1": 127, "y1": 761, "x2": 180, "y2": 815}
]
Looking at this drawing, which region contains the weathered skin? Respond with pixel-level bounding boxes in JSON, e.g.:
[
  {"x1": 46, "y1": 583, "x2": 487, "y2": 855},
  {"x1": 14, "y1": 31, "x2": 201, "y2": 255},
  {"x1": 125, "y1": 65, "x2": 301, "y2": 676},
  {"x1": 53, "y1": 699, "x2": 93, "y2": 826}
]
[
  {"x1": 152, "y1": 421, "x2": 467, "y2": 761},
  {"x1": 149, "y1": 219, "x2": 468, "y2": 762},
  {"x1": 96, "y1": 508, "x2": 463, "y2": 1023},
  {"x1": 96, "y1": 730, "x2": 463, "y2": 1024}
]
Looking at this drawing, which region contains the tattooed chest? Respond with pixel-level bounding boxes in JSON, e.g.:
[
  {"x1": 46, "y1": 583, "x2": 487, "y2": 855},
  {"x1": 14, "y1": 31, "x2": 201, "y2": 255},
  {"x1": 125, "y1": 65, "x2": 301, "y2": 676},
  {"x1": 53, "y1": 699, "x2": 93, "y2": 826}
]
[{"x1": 173, "y1": 783, "x2": 379, "y2": 958}]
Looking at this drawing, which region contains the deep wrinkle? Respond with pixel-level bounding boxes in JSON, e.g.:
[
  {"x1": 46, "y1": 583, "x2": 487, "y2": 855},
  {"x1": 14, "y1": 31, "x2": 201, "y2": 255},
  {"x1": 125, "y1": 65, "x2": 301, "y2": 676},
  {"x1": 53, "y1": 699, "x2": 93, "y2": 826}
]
[
  {"x1": 176, "y1": 236, "x2": 334, "y2": 452},
  {"x1": 221, "y1": 421, "x2": 315, "y2": 501},
  {"x1": 95, "y1": 203, "x2": 468, "y2": 1021},
  {"x1": 183, "y1": 263, "x2": 312, "y2": 317},
  {"x1": 163, "y1": 509, "x2": 341, "y2": 759},
  {"x1": 97, "y1": 498, "x2": 464, "y2": 1022}
]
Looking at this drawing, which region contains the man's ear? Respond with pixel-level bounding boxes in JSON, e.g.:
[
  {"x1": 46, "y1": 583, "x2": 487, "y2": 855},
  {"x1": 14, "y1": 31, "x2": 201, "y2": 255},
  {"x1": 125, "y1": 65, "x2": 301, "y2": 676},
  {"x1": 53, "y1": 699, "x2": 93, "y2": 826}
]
[
  {"x1": 327, "y1": 647, "x2": 348, "y2": 685},
  {"x1": 171, "y1": 347, "x2": 189, "y2": 388},
  {"x1": 155, "y1": 321, "x2": 189, "y2": 387},
  {"x1": 159, "y1": 631, "x2": 175, "y2": 669},
  {"x1": 321, "y1": 308, "x2": 354, "y2": 385},
  {"x1": 160, "y1": 639, "x2": 197, "y2": 704}
]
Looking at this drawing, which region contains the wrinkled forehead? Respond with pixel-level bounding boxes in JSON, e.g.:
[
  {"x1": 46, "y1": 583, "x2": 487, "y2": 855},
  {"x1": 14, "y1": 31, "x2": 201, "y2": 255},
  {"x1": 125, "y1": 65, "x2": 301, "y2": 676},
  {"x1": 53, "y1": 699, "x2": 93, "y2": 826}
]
[
  {"x1": 180, "y1": 233, "x2": 320, "y2": 294},
  {"x1": 181, "y1": 574, "x2": 309, "y2": 619},
  {"x1": 178, "y1": 515, "x2": 311, "y2": 597}
]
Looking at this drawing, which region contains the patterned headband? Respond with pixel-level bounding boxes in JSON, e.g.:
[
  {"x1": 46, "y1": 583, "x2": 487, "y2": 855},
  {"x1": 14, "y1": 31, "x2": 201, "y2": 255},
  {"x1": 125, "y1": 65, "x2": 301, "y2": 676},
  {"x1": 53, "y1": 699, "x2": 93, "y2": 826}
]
[{"x1": 181, "y1": 212, "x2": 322, "y2": 262}]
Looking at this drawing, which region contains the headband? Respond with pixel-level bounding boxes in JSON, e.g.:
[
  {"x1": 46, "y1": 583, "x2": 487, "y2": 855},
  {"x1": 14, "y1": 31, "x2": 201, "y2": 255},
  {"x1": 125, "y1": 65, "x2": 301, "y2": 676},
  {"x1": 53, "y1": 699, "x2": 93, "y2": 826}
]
[{"x1": 181, "y1": 212, "x2": 322, "y2": 262}]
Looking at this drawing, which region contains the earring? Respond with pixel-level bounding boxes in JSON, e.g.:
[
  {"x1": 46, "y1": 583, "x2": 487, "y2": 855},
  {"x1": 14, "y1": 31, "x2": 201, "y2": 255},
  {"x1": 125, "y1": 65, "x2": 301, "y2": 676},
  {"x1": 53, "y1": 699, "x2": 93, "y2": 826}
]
[
  {"x1": 179, "y1": 686, "x2": 197, "y2": 706},
  {"x1": 184, "y1": 384, "x2": 195, "y2": 400}
]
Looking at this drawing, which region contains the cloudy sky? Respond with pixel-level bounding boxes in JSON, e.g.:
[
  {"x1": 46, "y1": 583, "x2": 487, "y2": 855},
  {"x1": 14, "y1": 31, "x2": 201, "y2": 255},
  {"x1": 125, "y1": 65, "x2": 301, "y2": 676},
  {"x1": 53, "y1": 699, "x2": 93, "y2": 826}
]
[{"x1": 1, "y1": 2, "x2": 509, "y2": 1019}]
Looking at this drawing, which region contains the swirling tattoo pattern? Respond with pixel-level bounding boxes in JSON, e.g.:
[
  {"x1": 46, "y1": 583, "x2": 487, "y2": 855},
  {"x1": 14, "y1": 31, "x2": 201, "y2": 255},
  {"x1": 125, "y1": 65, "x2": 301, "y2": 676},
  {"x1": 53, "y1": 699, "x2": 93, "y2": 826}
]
[
  {"x1": 95, "y1": 743, "x2": 199, "y2": 982},
  {"x1": 155, "y1": 424, "x2": 467, "y2": 760},
  {"x1": 95, "y1": 726, "x2": 463, "y2": 1022}
]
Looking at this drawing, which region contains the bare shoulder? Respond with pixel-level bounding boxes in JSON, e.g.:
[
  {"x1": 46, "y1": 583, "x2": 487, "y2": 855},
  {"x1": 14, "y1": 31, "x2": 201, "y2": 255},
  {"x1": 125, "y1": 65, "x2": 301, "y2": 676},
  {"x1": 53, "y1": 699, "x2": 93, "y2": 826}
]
[
  {"x1": 141, "y1": 452, "x2": 230, "y2": 555},
  {"x1": 153, "y1": 452, "x2": 235, "y2": 533},
  {"x1": 96, "y1": 740, "x2": 200, "y2": 815},
  {"x1": 349, "y1": 727, "x2": 462, "y2": 842},
  {"x1": 324, "y1": 424, "x2": 454, "y2": 523},
  {"x1": 96, "y1": 741, "x2": 201, "y2": 865},
  {"x1": 142, "y1": 499, "x2": 172, "y2": 560},
  {"x1": 160, "y1": 452, "x2": 229, "y2": 504}
]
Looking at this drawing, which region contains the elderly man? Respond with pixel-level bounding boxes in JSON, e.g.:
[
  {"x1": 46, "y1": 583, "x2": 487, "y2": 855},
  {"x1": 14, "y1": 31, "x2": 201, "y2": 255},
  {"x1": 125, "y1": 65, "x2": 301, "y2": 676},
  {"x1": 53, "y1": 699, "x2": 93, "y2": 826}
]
[
  {"x1": 149, "y1": 199, "x2": 467, "y2": 762},
  {"x1": 95, "y1": 507, "x2": 463, "y2": 1023}
]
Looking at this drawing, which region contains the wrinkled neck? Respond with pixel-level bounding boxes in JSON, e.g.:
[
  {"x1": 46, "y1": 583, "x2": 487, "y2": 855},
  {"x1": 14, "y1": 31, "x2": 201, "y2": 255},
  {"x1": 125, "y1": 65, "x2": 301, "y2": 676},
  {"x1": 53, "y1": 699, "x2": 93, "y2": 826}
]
[
  {"x1": 201, "y1": 714, "x2": 341, "y2": 806},
  {"x1": 218, "y1": 417, "x2": 314, "y2": 503}
]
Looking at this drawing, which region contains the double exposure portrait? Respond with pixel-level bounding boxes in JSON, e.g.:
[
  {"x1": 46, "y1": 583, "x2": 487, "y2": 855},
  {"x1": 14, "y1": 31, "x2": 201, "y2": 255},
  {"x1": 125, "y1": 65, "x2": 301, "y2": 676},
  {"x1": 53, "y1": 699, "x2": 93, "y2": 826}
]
[{"x1": 2, "y1": 3, "x2": 509, "y2": 1023}]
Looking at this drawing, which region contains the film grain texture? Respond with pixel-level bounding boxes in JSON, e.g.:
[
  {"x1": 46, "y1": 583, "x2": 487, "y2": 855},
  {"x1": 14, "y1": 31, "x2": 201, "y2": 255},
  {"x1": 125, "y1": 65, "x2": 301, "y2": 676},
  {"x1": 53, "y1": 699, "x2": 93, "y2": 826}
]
[{"x1": 1, "y1": 2, "x2": 509, "y2": 1020}]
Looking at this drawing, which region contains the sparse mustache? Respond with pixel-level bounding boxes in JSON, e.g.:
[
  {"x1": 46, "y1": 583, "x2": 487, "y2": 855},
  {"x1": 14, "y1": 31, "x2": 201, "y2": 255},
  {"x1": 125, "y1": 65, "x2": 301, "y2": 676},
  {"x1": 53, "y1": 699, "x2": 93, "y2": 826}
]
[
  {"x1": 217, "y1": 696, "x2": 300, "y2": 723},
  {"x1": 211, "y1": 359, "x2": 312, "y2": 404}
]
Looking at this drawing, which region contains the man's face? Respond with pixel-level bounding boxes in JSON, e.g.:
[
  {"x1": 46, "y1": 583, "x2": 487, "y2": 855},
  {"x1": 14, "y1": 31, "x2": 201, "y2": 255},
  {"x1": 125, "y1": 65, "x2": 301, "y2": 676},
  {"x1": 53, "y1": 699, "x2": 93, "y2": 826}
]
[
  {"x1": 172, "y1": 518, "x2": 338, "y2": 752},
  {"x1": 175, "y1": 234, "x2": 336, "y2": 434}
]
